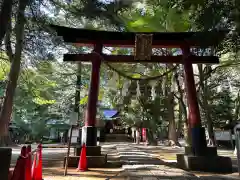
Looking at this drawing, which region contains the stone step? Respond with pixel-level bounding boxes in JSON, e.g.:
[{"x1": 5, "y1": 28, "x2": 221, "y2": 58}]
[
  {"x1": 105, "y1": 160, "x2": 123, "y2": 168},
  {"x1": 74, "y1": 146, "x2": 101, "y2": 156},
  {"x1": 63, "y1": 155, "x2": 107, "y2": 168},
  {"x1": 105, "y1": 134, "x2": 132, "y2": 142},
  {"x1": 177, "y1": 154, "x2": 233, "y2": 173}
]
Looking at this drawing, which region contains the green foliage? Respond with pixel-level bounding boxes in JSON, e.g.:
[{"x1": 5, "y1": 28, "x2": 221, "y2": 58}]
[
  {"x1": 0, "y1": 60, "x2": 10, "y2": 80},
  {"x1": 211, "y1": 89, "x2": 235, "y2": 125},
  {"x1": 0, "y1": 0, "x2": 239, "y2": 143},
  {"x1": 0, "y1": 58, "x2": 9, "y2": 97},
  {"x1": 80, "y1": 96, "x2": 88, "y2": 105}
]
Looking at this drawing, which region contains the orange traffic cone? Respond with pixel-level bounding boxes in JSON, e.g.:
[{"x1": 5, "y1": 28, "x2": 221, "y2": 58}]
[
  {"x1": 31, "y1": 152, "x2": 37, "y2": 179},
  {"x1": 11, "y1": 156, "x2": 24, "y2": 180},
  {"x1": 25, "y1": 145, "x2": 31, "y2": 180},
  {"x1": 77, "y1": 143, "x2": 87, "y2": 171},
  {"x1": 35, "y1": 144, "x2": 43, "y2": 180},
  {"x1": 11, "y1": 146, "x2": 26, "y2": 180}
]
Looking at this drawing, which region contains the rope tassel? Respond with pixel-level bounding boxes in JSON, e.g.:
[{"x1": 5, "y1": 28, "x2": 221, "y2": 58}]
[
  {"x1": 149, "y1": 80, "x2": 157, "y2": 100},
  {"x1": 122, "y1": 81, "x2": 130, "y2": 96},
  {"x1": 108, "y1": 72, "x2": 118, "y2": 89},
  {"x1": 136, "y1": 81, "x2": 141, "y2": 97}
]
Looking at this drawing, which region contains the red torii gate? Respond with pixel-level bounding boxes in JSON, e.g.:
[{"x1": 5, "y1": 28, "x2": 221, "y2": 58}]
[{"x1": 52, "y1": 25, "x2": 232, "y2": 172}]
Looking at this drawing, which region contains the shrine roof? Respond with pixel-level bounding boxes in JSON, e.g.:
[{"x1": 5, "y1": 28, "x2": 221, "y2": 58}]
[
  {"x1": 51, "y1": 25, "x2": 227, "y2": 48},
  {"x1": 102, "y1": 110, "x2": 119, "y2": 119}
]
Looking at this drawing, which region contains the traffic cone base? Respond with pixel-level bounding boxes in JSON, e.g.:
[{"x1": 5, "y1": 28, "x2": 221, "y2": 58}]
[
  {"x1": 76, "y1": 168, "x2": 88, "y2": 172},
  {"x1": 77, "y1": 143, "x2": 88, "y2": 171}
]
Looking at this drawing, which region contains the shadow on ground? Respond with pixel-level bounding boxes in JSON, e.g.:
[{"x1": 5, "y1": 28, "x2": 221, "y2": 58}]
[{"x1": 43, "y1": 167, "x2": 240, "y2": 180}]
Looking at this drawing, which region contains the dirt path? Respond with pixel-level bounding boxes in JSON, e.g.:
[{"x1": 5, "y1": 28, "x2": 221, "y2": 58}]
[{"x1": 11, "y1": 143, "x2": 240, "y2": 179}]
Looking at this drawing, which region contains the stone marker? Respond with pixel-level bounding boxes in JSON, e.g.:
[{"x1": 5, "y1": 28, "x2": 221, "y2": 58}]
[{"x1": 0, "y1": 148, "x2": 12, "y2": 180}]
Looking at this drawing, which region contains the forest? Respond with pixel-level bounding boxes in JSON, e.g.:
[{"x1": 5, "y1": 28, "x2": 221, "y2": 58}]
[{"x1": 0, "y1": 0, "x2": 239, "y2": 146}]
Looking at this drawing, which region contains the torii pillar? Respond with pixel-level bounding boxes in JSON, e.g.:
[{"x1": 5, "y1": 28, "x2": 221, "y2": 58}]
[
  {"x1": 177, "y1": 46, "x2": 232, "y2": 173},
  {"x1": 182, "y1": 46, "x2": 207, "y2": 155},
  {"x1": 81, "y1": 44, "x2": 102, "y2": 146}
]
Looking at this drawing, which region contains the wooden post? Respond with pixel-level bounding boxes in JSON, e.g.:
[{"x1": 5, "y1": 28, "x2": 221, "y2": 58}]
[{"x1": 64, "y1": 125, "x2": 73, "y2": 176}]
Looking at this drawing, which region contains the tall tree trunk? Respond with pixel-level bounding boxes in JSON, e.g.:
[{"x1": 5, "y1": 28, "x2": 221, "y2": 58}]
[
  {"x1": 0, "y1": 0, "x2": 13, "y2": 44},
  {"x1": 177, "y1": 103, "x2": 183, "y2": 138},
  {"x1": 74, "y1": 63, "x2": 81, "y2": 124},
  {"x1": 146, "y1": 129, "x2": 158, "y2": 145},
  {"x1": 0, "y1": 0, "x2": 29, "y2": 146},
  {"x1": 198, "y1": 64, "x2": 216, "y2": 146},
  {"x1": 234, "y1": 91, "x2": 240, "y2": 120},
  {"x1": 163, "y1": 65, "x2": 180, "y2": 147},
  {"x1": 167, "y1": 92, "x2": 180, "y2": 146},
  {"x1": 202, "y1": 85, "x2": 216, "y2": 146},
  {"x1": 174, "y1": 71, "x2": 191, "y2": 146}
]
